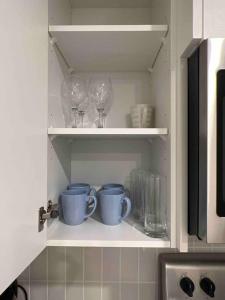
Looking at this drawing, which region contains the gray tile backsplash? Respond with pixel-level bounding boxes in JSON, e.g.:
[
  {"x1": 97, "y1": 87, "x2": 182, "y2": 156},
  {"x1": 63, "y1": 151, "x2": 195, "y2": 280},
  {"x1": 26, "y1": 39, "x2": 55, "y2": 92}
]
[
  {"x1": 102, "y1": 283, "x2": 120, "y2": 300},
  {"x1": 17, "y1": 237, "x2": 225, "y2": 300},
  {"x1": 102, "y1": 248, "x2": 120, "y2": 282},
  {"x1": 30, "y1": 282, "x2": 47, "y2": 300},
  {"x1": 121, "y1": 283, "x2": 138, "y2": 300},
  {"x1": 84, "y1": 248, "x2": 102, "y2": 282},
  {"x1": 48, "y1": 247, "x2": 66, "y2": 282},
  {"x1": 140, "y1": 283, "x2": 156, "y2": 300},
  {"x1": 66, "y1": 247, "x2": 83, "y2": 282},
  {"x1": 66, "y1": 283, "x2": 83, "y2": 300},
  {"x1": 48, "y1": 282, "x2": 65, "y2": 300},
  {"x1": 139, "y1": 248, "x2": 157, "y2": 283},
  {"x1": 84, "y1": 282, "x2": 101, "y2": 300},
  {"x1": 121, "y1": 248, "x2": 139, "y2": 282},
  {"x1": 30, "y1": 249, "x2": 47, "y2": 281},
  {"x1": 188, "y1": 235, "x2": 225, "y2": 252},
  {"x1": 18, "y1": 246, "x2": 173, "y2": 300}
]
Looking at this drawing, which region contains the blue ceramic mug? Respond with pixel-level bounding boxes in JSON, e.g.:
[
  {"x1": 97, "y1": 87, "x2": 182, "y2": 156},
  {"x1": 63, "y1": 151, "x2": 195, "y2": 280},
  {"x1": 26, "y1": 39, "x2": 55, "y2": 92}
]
[
  {"x1": 102, "y1": 183, "x2": 125, "y2": 193},
  {"x1": 99, "y1": 190, "x2": 131, "y2": 225},
  {"x1": 61, "y1": 190, "x2": 97, "y2": 225},
  {"x1": 68, "y1": 183, "x2": 96, "y2": 196}
]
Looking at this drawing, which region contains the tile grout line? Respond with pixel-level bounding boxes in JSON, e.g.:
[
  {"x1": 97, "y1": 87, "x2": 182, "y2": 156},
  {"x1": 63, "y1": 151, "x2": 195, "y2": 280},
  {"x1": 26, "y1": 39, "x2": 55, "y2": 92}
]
[
  {"x1": 47, "y1": 247, "x2": 49, "y2": 300},
  {"x1": 119, "y1": 248, "x2": 122, "y2": 300},
  {"x1": 44, "y1": 280, "x2": 156, "y2": 284},
  {"x1": 65, "y1": 247, "x2": 67, "y2": 300},
  {"x1": 137, "y1": 248, "x2": 140, "y2": 300},
  {"x1": 28, "y1": 265, "x2": 31, "y2": 300},
  {"x1": 82, "y1": 248, "x2": 85, "y2": 300},
  {"x1": 100, "y1": 248, "x2": 103, "y2": 300}
]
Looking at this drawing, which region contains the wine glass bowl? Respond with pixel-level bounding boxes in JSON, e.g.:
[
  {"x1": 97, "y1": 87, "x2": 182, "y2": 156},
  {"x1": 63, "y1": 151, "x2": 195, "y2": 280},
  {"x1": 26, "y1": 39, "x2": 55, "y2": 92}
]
[
  {"x1": 61, "y1": 76, "x2": 72, "y2": 128},
  {"x1": 61, "y1": 75, "x2": 113, "y2": 128},
  {"x1": 88, "y1": 77, "x2": 113, "y2": 128},
  {"x1": 65, "y1": 74, "x2": 88, "y2": 128}
]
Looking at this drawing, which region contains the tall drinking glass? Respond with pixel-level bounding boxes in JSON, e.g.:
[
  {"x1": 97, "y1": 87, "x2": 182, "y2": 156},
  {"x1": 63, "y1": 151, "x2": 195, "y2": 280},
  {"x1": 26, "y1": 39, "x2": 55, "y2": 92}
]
[{"x1": 144, "y1": 175, "x2": 167, "y2": 238}]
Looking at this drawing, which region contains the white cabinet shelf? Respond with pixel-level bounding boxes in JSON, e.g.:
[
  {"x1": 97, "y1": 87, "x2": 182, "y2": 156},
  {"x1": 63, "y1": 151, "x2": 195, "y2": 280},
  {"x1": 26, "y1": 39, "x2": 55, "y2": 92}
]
[
  {"x1": 48, "y1": 127, "x2": 168, "y2": 138},
  {"x1": 47, "y1": 218, "x2": 170, "y2": 248},
  {"x1": 49, "y1": 25, "x2": 168, "y2": 72}
]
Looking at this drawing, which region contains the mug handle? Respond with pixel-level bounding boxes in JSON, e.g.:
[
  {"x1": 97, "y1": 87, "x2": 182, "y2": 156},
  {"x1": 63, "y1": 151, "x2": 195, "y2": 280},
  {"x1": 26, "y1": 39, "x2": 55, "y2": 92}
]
[
  {"x1": 85, "y1": 195, "x2": 97, "y2": 218},
  {"x1": 88, "y1": 187, "x2": 97, "y2": 206},
  {"x1": 90, "y1": 186, "x2": 97, "y2": 196},
  {"x1": 121, "y1": 196, "x2": 131, "y2": 220},
  {"x1": 124, "y1": 188, "x2": 130, "y2": 197}
]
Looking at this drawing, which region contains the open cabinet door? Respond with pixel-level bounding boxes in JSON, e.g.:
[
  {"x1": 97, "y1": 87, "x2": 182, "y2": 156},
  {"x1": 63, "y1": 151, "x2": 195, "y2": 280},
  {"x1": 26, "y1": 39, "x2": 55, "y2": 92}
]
[{"x1": 0, "y1": 0, "x2": 48, "y2": 293}]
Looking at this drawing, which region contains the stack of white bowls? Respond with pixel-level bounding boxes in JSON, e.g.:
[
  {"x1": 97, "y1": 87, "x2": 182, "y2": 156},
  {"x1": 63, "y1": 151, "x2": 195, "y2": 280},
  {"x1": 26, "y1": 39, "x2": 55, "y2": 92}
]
[{"x1": 130, "y1": 104, "x2": 154, "y2": 128}]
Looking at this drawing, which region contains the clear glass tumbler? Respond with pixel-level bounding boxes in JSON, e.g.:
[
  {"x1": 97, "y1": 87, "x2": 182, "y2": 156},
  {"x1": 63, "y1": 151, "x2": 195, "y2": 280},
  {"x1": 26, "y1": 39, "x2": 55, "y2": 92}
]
[{"x1": 144, "y1": 174, "x2": 167, "y2": 238}]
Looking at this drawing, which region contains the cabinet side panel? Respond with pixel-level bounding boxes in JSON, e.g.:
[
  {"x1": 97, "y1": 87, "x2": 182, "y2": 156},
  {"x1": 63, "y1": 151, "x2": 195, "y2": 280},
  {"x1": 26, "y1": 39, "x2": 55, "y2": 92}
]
[
  {"x1": 48, "y1": 1, "x2": 72, "y2": 228},
  {"x1": 148, "y1": 0, "x2": 173, "y2": 246},
  {"x1": 0, "y1": 0, "x2": 48, "y2": 293},
  {"x1": 48, "y1": 0, "x2": 72, "y2": 25}
]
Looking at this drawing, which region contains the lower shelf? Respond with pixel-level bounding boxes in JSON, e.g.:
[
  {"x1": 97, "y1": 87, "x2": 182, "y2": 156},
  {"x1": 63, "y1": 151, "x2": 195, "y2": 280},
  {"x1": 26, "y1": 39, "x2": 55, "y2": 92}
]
[{"x1": 47, "y1": 218, "x2": 170, "y2": 248}]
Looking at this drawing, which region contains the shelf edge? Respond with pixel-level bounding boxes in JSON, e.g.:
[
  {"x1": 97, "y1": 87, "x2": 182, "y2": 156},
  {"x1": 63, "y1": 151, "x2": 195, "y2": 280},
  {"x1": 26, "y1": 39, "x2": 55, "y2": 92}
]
[
  {"x1": 49, "y1": 24, "x2": 169, "y2": 32},
  {"x1": 47, "y1": 128, "x2": 169, "y2": 136},
  {"x1": 46, "y1": 239, "x2": 171, "y2": 248}
]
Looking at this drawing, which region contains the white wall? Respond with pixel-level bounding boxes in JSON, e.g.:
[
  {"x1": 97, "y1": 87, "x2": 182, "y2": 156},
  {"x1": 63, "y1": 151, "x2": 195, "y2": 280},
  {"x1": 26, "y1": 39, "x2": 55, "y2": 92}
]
[
  {"x1": 70, "y1": 0, "x2": 152, "y2": 8},
  {"x1": 203, "y1": 0, "x2": 225, "y2": 37},
  {"x1": 72, "y1": 8, "x2": 152, "y2": 25},
  {"x1": 71, "y1": 139, "x2": 152, "y2": 186}
]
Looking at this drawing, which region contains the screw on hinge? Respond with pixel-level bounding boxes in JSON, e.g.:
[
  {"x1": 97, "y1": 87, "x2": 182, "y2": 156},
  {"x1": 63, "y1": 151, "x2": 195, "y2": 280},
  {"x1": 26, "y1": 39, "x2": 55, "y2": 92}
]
[
  {"x1": 38, "y1": 206, "x2": 47, "y2": 232},
  {"x1": 38, "y1": 200, "x2": 59, "y2": 232}
]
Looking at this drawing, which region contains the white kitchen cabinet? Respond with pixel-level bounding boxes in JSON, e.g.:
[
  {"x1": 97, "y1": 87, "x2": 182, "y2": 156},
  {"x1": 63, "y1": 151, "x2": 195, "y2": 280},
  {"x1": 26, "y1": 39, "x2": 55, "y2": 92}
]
[
  {"x1": 47, "y1": 0, "x2": 176, "y2": 249},
  {"x1": 0, "y1": 0, "x2": 195, "y2": 294},
  {"x1": 0, "y1": 0, "x2": 48, "y2": 294}
]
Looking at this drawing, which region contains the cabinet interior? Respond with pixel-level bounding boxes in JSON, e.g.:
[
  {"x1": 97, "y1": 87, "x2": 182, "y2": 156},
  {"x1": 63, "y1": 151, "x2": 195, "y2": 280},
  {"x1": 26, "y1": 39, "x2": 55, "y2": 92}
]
[{"x1": 47, "y1": 0, "x2": 175, "y2": 248}]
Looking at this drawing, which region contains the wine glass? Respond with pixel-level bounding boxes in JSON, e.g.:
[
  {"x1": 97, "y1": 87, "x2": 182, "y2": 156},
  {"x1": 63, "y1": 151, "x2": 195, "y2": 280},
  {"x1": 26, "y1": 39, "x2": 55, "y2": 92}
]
[
  {"x1": 78, "y1": 97, "x2": 90, "y2": 128},
  {"x1": 88, "y1": 77, "x2": 113, "y2": 128},
  {"x1": 61, "y1": 76, "x2": 72, "y2": 127},
  {"x1": 66, "y1": 74, "x2": 87, "y2": 128}
]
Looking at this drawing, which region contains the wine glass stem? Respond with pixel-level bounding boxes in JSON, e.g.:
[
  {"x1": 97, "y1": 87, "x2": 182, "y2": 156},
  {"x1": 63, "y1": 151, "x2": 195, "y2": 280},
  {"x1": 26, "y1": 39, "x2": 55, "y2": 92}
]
[
  {"x1": 72, "y1": 107, "x2": 78, "y2": 128},
  {"x1": 79, "y1": 111, "x2": 85, "y2": 128},
  {"x1": 98, "y1": 109, "x2": 104, "y2": 128}
]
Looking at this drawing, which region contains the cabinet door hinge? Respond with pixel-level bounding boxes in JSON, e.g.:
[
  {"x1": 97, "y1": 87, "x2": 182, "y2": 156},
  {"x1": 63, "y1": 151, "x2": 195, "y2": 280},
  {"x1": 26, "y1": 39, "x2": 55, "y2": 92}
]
[{"x1": 38, "y1": 200, "x2": 59, "y2": 232}]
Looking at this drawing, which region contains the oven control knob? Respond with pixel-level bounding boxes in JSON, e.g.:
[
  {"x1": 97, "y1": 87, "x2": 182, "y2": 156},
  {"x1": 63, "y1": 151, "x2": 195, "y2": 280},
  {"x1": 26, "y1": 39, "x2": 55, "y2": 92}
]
[
  {"x1": 200, "y1": 277, "x2": 215, "y2": 298},
  {"x1": 180, "y1": 277, "x2": 195, "y2": 297}
]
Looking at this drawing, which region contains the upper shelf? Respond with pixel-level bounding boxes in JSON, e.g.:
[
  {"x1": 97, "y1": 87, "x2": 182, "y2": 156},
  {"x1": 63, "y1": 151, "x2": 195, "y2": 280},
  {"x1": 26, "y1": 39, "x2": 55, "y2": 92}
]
[
  {"x1": 48, "y1": 128, "x2": 168, "y2": 139},
  {"x1": 49, "y1": 25, "x2": 168, "y2": 72}
]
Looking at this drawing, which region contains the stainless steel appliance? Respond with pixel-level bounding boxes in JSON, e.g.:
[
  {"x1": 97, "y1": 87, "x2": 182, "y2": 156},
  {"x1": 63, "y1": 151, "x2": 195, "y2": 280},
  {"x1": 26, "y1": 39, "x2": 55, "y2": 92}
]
[
  {"x1": 188, "y1": 38, "x2": 225, "y2": 243},
  {"x1": 159, "y1": 253, "x2": 225, "y2": 299}
]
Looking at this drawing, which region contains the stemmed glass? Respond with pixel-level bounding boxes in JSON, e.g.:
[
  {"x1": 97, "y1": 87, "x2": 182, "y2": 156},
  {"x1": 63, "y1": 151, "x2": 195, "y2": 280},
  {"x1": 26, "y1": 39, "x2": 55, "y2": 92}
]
[
  {"x1": 61, "y1": 77, "x2": 72, "y2": 128},
  {"x1": 65, "y1": 74, "x2": 87, "y2": 128},
  {"x1": 78, "y1": 97, "x2": 89, "y2": 128},
  {"x1": 88, "y1": 78, "x2": 113, "y2": 128}
]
